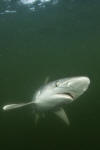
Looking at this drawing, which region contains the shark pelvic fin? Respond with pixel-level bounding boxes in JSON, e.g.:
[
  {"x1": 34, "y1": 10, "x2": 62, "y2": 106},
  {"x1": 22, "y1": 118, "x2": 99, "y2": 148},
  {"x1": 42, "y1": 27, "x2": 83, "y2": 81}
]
[
  {"x1": 54, "y1": 108, "x2": 70, "y2": 125},
  {"x1": 34, "y1": 113, "x2": 45, "y2": 126},
  {"x1": 34, "y1": 113, "x2": 40, "y2": 125}
]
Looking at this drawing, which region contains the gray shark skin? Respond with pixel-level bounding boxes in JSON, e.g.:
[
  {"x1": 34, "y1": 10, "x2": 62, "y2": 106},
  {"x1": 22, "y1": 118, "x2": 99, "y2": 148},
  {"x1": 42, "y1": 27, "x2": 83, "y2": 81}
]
[{"x1": 3, "y1": 76, "x2": 90, "y2": 125}]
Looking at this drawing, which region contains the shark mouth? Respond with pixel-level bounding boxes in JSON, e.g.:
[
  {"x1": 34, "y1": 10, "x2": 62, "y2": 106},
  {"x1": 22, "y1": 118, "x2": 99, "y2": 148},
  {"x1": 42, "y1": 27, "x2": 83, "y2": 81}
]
[
  {"x1": 62, "y1": 92, "x2": 74, "y2": 99},
  {"x1": 57, "y1": 92, "x2": 74, "y2": 100}
]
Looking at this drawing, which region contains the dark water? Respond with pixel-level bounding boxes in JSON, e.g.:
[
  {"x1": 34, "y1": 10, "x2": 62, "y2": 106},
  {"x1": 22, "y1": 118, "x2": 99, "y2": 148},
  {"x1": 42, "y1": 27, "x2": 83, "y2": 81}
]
[{"x1": 0, "y1": 0, "x2": 100, "y2": 150}]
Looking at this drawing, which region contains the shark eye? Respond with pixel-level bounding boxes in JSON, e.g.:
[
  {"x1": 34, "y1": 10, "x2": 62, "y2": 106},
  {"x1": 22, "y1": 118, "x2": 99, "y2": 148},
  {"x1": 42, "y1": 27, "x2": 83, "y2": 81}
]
[
  {"x1": 55, "y1": 82, "x2": 58, "y2": 87},
  {"x1": 55, "y1": 81, "x2": 60, "y2": 87}
]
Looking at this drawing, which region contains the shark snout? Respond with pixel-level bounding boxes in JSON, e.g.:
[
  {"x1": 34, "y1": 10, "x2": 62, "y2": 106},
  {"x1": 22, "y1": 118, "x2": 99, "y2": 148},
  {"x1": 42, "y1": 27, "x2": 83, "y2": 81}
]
[
  {"x1": 54, "y1": 76, "x2": 90, "y2": 101},
  {"x1": 68, "y1": 76, "x2": 90, "y2": 99},
  {"x1": 75, "y1": 76, "x2": 90, "y2": 91}
]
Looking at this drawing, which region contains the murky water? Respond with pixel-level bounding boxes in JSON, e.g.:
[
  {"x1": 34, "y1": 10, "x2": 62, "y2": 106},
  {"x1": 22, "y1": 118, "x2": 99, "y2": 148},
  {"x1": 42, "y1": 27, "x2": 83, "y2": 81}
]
[{"x1": 0, "y1": 0, "x2": 100, "y2": 149}]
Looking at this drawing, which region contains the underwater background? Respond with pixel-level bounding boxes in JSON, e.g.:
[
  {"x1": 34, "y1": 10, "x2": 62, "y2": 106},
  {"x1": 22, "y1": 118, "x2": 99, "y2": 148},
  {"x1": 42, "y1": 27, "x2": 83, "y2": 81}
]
[{"x1": 0, "y1": 0, "x2": 100, "y2": 150}]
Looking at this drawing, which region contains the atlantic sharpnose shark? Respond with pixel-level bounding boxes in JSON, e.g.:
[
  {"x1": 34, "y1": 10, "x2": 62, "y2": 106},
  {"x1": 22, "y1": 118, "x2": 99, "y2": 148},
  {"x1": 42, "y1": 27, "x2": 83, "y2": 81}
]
[{"x1": 2, "y1": 76, "x2": 90, "y2": 125}]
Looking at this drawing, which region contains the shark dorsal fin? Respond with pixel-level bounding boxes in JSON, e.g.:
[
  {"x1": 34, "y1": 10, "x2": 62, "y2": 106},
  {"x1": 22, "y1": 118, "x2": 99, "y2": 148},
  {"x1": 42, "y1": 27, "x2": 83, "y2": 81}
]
[
  {"x1": 44, "y1": 76, "x2": 50, "y2": 84},
  {"x1": 54, "y1": 108, "x2": 70, "y2": 125}
]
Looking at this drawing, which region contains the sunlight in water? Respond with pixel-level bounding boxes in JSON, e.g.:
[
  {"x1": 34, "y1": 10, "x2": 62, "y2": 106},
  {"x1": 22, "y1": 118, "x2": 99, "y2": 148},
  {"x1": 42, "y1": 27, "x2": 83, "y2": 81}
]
[
  {"x1": 20, "y1": 0, "x2": 59, "y2": 11},
  {"x1": 20, "y1": 0, "x2": 58, "y2": 5},
  {"x1": 0, "y1": 0, "x2": 59, "y2": 14}
]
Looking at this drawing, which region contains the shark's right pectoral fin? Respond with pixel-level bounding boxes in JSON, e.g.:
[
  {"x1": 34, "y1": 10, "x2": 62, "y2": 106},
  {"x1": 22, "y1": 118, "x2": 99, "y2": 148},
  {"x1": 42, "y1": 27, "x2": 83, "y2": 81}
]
[
  {"x1": 2, "y1": 101, "x2": 34, "y2": 111},
  {"x1": 3, "y1": 104, "x2": 25, "y2": 111},
  {"x1": 54, "y1": 108, "x2": 70, "y2": 125}
]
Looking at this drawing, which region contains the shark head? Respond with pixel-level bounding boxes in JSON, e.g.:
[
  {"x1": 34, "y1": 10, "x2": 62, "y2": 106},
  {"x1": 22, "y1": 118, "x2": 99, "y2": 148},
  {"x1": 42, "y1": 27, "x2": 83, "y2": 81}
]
[
  {"x1": 34, "y1": 76, "x2": 90, "y2": 111},
  {"x1": 54, "y1": 76, "x2": 90, "y2": 100}
]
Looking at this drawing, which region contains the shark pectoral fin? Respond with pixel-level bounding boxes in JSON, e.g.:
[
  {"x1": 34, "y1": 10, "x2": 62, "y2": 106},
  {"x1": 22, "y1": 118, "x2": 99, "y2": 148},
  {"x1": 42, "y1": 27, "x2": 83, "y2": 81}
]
[
  {"x1": 3, "y1": 101, "x2": 34, "y2": 111},
  {"x1": 3, "y1": 104, "x2": 26, "y2": 111},
  {"x1": 54, "y1": 108, "x2": 70, "y2": 125}
]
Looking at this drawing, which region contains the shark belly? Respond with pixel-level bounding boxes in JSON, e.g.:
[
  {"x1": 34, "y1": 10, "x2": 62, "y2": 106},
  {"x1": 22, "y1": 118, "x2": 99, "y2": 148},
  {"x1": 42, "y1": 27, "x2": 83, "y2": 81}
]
[{"x1": 35, "y1": 94, "x2": 73, "y2": 111}]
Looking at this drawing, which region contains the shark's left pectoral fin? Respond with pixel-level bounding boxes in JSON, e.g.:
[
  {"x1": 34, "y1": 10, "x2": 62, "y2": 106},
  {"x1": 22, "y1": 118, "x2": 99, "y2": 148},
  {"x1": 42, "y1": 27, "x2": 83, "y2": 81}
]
[{"x1": 54, "y1": 108, "x2": 70, "y2": 125}]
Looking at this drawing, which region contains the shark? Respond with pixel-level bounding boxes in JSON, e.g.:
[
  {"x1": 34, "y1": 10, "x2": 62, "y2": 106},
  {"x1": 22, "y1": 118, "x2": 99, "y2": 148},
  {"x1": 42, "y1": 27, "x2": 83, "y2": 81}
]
[{"x1": 2, "y1": 76, "x2": 90, "y2": 125}]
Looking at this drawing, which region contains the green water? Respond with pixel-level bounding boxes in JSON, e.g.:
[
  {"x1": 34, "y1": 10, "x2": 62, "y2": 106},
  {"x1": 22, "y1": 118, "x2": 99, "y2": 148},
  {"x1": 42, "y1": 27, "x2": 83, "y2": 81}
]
[{"x1": 0, "y1": 0, "x2": 100, "y2": 149}]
